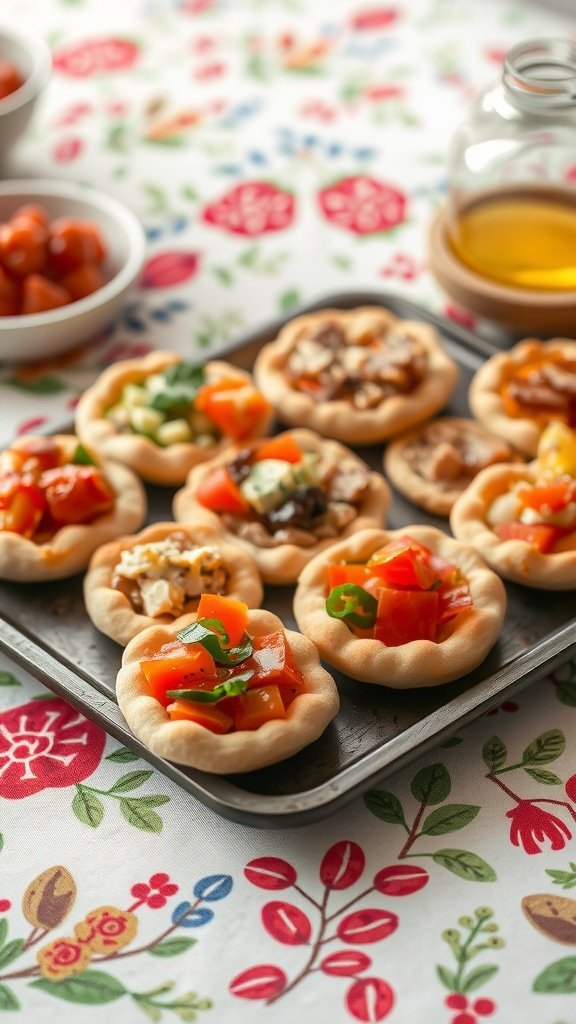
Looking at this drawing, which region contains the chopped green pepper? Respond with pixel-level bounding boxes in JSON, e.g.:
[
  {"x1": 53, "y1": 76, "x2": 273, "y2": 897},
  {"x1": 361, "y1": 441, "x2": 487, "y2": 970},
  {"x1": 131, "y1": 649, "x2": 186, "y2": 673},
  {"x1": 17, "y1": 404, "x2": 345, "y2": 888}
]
[
  {"x1": 166, "y1": 671, "x2": 253, "y2": 704},
  {"x1": 326, "y1": 583, "x2": 377, "y2": 629},
  {"x1": 177, "y1": 617, "x2": 253, "y2": 664}
]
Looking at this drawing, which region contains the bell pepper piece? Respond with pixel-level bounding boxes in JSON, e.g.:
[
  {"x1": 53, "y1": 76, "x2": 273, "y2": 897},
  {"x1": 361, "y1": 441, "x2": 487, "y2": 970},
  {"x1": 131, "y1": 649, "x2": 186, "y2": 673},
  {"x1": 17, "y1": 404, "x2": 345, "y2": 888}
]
[
  {"x1": 327, "y1": 564, "x2": 372, "y2": 590},
  {"x1": 196, "y1": 593, "x2": 249, "y2": 648},
  {"x1": 244, "y1": 632, "x2": 304, "y2": 697},
  {"x1": 166, "y1": 699, "x2": 233, "y2": 733},
  {"x1": 0, "y1": 474, "x2": 46, "y2": 537},
  {"x1": 517, "y1": 481, "x2": 576, "y2": 513},
  {"x1": 195, "y1": 379, "x2": 270, "y2": 441},
  {"x1": 494, "y1": 521, "x2": 564, "y2": 553},
  {"x1": 253, "y1": 435, "x2": 303, "y2": 464},
  {"x1": 374, "y1": 588, "x2": 439, "y2": 646},
  {"x1": 195, "y1": 466, "x2": 250, "y2": 514},
  {"x1": 437, "y1": 583, "x2": 473, "y2": 624},
  {"x1": 141, "y1": 646, "x2": 217, "y2": 707},
  {"x1": 41, "y1": 465, "x2": 114, "y2": 525},
  {"x1": 368, "y1": 537, "x2": 438, "y2": 590},
  {"x1": 232, "y1": 684, "x2": 286, "y2": 731}
]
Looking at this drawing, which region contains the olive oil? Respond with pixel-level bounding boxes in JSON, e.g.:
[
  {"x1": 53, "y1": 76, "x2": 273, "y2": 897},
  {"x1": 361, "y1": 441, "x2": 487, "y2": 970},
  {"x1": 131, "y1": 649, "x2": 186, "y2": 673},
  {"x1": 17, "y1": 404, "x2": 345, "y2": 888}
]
[{"x1": 449, "y1": 188, "x2": 576, "y2": 291}]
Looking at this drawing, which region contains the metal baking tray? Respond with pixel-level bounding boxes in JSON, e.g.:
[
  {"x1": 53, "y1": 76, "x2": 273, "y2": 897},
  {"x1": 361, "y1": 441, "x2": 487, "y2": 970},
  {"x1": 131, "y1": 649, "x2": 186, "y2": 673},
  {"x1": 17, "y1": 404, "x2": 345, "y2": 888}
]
[{"x1": 1, "y1": 290, "x2": 575, "y2": 828}]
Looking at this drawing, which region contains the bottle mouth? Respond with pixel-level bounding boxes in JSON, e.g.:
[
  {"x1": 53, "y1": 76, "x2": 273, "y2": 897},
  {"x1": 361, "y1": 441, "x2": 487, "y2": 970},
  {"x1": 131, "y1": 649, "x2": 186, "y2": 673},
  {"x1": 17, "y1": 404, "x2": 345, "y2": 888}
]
[{"x1": 503, "y1": 38, "x2": 576, "y2": 108}]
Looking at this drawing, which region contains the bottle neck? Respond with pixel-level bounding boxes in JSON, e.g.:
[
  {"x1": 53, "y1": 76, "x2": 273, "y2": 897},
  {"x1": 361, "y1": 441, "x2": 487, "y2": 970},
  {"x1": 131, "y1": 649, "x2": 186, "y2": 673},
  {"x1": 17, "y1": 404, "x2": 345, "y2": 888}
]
[{"x1": 503, "y1": 38, "x2": 576, "y2": 113}]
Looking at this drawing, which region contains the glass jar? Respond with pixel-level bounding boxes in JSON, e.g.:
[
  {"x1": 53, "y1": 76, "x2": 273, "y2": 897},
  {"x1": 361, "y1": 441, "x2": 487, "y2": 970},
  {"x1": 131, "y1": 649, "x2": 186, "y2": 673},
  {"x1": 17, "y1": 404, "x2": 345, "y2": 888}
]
[{"x1": 446, "y1": 38, "x2": 576, "y2": 292}]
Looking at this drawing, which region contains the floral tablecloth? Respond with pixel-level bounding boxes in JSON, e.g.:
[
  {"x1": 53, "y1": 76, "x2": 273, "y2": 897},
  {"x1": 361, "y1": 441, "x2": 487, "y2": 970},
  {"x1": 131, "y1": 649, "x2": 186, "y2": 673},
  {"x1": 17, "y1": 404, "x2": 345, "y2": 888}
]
[{"x1": 1, "y1": 0, "x2": 576, "y2": 1021}]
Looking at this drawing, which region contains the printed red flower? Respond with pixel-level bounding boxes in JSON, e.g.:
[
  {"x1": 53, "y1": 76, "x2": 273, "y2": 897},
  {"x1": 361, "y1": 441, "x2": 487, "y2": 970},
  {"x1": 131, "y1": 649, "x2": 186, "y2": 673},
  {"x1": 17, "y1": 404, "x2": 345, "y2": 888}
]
[
  {"x1": 37, "y1": 937, "x2": 92, "y2": 980},
  {"x1": 0, "y1": 698, "x2": 105, "y2": 799},
  {"x1": 486, "y1": 700, "x2": 519, "y2": 716},
  {"x1": 443, "y1": 302, "x2": 477, "y2": 330},
  {"x1": 53, "y1": 38, "x2": 140, "y2": 77},
  {"x1": 318, "y1": 176, "x2": 406, "y2": 235},
  {"x1": 506, "y1": 800, "x2": 572, "y2": 854},
  {"x1": 53, "y1": 137, "x2": 84, "y2": 163},
  {"x1": 16, "y1": 417, "x2": 48, "y2": 436},
  {"x1": 566, "y1": 773, "x2": 576, "y2": 803},
  {"x1": 140, "y1": 251, "x2": 200, "y2": 289},
  {"x1": 350, "y1": 7, "x2": 399, "y2": 31},
  {"x1": 75, "y1": 905, "x2": 137, "y2": 953},
  {"x1": 130, "y1": 872, "x2": 179, "y2": 909},
  {"x1": 565, "y1": 165, "x2": 576, "y2": 184},
  {"x1": 202, "y1": 182, "x2": 295, "y2": 237},
  {"x1": 0, "y1": 900, "x2": 10, "y2": 913}
]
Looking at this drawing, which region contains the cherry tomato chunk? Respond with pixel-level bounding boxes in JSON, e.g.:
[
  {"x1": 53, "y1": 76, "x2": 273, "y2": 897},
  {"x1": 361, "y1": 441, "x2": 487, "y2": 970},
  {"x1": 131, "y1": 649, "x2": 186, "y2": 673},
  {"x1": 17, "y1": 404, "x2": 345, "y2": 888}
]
[
  {"x1": 0, "y1": 59, "x2": 24, "y2": 100},
  {"x1": 41, "y1": 464, "x2": 114, "y2": 525},
  {"x1": 21, "y1": 275, "x2": 71, "y2": 314}
]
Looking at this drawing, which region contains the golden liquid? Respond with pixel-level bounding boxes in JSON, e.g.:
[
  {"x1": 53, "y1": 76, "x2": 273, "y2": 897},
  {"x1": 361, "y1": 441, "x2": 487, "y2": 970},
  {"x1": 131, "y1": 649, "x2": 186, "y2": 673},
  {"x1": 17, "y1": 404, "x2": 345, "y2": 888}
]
[{"x1": 449, "y1": 188, "x2": 576, "y2": 290}]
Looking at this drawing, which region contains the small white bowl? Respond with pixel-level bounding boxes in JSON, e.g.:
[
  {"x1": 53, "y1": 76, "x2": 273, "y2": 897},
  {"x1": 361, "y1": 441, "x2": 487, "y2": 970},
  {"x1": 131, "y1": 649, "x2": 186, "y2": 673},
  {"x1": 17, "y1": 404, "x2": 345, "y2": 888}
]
[
  {"x1": 0, "y1": 180, "x2": 147, "y2": 363},
  {"x1": 0, "y1": 27, "x2": 52, "y2": 156}
]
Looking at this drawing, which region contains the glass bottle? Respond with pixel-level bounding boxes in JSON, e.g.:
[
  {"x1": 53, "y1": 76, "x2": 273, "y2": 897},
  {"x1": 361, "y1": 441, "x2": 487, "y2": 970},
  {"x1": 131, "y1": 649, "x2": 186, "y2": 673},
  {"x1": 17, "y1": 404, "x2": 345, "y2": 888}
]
[{"x1": 446, "y1": 38, "x2": 576, "y2": 292}]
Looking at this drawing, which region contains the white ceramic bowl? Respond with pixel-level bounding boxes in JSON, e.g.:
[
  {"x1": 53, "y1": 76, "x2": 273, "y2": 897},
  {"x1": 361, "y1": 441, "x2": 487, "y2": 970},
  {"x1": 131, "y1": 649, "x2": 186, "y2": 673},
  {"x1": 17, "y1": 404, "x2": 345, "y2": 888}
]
[
  {"x1": 0, "y1": 27, "x2": 52, "y2": 156},
  {"x1": 0, "y1": 180, "x2": 147, "y2": 363}
]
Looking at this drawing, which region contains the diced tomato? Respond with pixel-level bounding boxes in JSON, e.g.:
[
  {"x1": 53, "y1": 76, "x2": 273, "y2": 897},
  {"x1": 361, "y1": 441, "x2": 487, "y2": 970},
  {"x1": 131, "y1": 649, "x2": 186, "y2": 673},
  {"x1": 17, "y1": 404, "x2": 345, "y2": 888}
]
[
  {"x1": 368, "y1": 537, "x2": 438, "y2": 590},
  {"x1": 7, "y1": 436, "x2": 61, "y2": 476},
  {"x1": 517, "y1": 481, "x2": 576, "y2": 513},
  {"x1": 61, "y1": 263, "x2": 105, "y2": 301},
  {"x1": 232, "y1": 684, "x2": 286, "y2": 731},
  {"x1": 0, "y1": 265, "x2": 21, "y2": 309},
  {"x1": 253, "y1": 435, "x2": 302, "y2": 464},
  {"x1": 494, "y1": 521, "x2": 565, "y2": 553},
  {"x1": 374, "y1": 588, "x2": 439, "y2": 646},
  {"x1": 437, "y1": 583, "x2": 473, "y2": 624},
  {"x1": 41, "y1": 464, "x2": 114, "y2": 525},
  {"x1": 48, "y1": 218, "x2": 107, "y2": 274},
  {"x1": 141, "y1": 646, "x2": 217, "y2": 706},
  {"x1": 195, "y1": 465, "x2": 249, "y2": 514},
  {"x1": 21, "y1": 274, "x2": 71, "y2": 314},
  {"x1": 195, "y1": 379, "x2": 270, "y2": 441},
  {"x1": 327, "y1": 564, "x2": 372, "y2": 589},
  {"x1": 166, "y1": 699, "x2": 233, "y2": 734},
  {"x1": 0, "y1": 473, "x2": 46, "y2": 537},
  {"x1": 244, "y1": 632, "x2": 304, "y2": 697},
  {"x1": 12, "y1": 204, "x2": 50, "y2": 229},
  {"x1": 0, "y1": 219, "x2": 48, "y2": 277},
  {"x1": 0, "y1": 59, "x2": 24, "y2": 100},
  {"x1": 196, "y1": 593, "x2": 248, "y2": 647}
]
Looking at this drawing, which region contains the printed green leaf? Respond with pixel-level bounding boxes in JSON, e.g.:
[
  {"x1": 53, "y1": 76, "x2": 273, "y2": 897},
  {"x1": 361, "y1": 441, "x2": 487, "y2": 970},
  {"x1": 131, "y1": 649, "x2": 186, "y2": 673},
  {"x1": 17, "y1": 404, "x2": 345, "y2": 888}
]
[
  {"x1": 461, "y1": 964, "x2": 499, "y2": 993},
  {"x1": 5, "y1": 375, "x2": 67, "y2": 394},
  {"x1": 432, "y1": 849, "x2": 497, "y2": 882},
  {"x1": 278, "y1": 288, "x2": 300, "y2": 313},
  {"x1": 411, "y1": 763, "x2": 451, "y2": 805},
  {"x1": 533, "y1": 957, "x2": 576, "y2": 993},
  {"x1": 436, "y1": 965, "x2": 458, "y2": 991},
  {"x1": 0, "y1": 983, "x2": 19, "y2": 1011},
  {"x1": 105, "y1": 747, "x2": 140, "y2": 764},
  {"x1": 72, "y1": 788, "x2": 104, "y2": 829},
  {"x1": 363, "y1": 790, "x2": 407, "y2": 827},
  {"x1": 0, "y1": 919, "x2": 7, "y2": 949},
  {"x1": 524, "y1": 768, "x2": 562, "y2": 785},
  {"x1": 482, "y1": 735, "x2": 507, "y2": 772},
  {"x1": 554, "y1": 675, "x2": 576, "y2": 708},
  {"x1": 108, "y1": 771, "x2": 153, "y2": 793},
  {"x1": 70, "y1": 443, "x2": 95, "y2": 466},
  {"x1": 238, "y1": 245, "x2": 258, "y2": 267},
  {"x1": 30, "y1": 970, "x2": 126, "y2": 1004},
  {"x1": 0, "y1": 939, "x2": 24, "y2": 970},
  {"x1": 523, "y1": 730, "x2": 565, "y2": 766},
  {"x1": 546, "y1": 867, "x2": 576, "y2": 890},
  {"x1": 135, "y1": 795, "x2": 170, "y2": 807},
  {"x1": 420, "y1": 804, "x2": 480, "y2": 836},
  {"x1": 212, "y1": 266, "x2": 234, "y2": 286},
  {"x1": 119, "y1": 799, "x2": 163, "y2": 832},
  {"x1": 136, "y1": 999, "x2": 162, "y2": 1023},
  {"x1": 149, "y1": 937, "x2": 197, "y2": 957},
  {"x1": 0, "y1": 671, "x2": 20, "y2": 687},
  {"x1": 440, "y1": 737, "x2": 463, "y2": 749}
]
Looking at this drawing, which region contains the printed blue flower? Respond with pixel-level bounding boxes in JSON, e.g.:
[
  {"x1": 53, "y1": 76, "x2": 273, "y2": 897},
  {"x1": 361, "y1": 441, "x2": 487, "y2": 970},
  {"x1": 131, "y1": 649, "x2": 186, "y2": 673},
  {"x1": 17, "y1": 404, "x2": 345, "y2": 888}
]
[
  {"x1": 171, "y1": 902, "x2": 215, "y2": 928},
  {"x1": 193, "y1": 874, "x2": 233, "y2": 902}
]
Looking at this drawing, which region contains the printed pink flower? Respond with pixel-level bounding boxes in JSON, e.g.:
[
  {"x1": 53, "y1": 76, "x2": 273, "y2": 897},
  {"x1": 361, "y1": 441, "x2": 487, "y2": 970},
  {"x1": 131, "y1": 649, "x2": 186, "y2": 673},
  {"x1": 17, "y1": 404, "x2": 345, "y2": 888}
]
[
  {"x1": 53, "y1": 137, "x2": 84, "y2": 163},
  {"x1": 202, "y1": 182, "x2": 295, "y2": 237},
  {"x1": 506, "y1": 800, "x2": 572, "y2": 854},
  {"x1": 130, "y1": 872, "x2": 179, "y2": 909},
  {"x1": 318, "y1": 176, "x2": 406, "y2": 235},
  {"x1": 16, "y1": 417, "x2": 48, "y2": 436},
  {"x1": 0, "y1": 900, "x2": 10, "y2": 913},
  {"x1": 350, "y1": 7, "x2": 399, "y2": 31},
  {"x1": 0, "y1": 699, "x2": 105, "y2": 799},
  {"x1": 443, "y1": 302, "x2": 477, "y2": 330},
  {"x1": 54, "y1": 38, "x2": 140, "y2": 77},
  {"x1": 140, "y1": 251, "x2": 200, "y2": 289}
]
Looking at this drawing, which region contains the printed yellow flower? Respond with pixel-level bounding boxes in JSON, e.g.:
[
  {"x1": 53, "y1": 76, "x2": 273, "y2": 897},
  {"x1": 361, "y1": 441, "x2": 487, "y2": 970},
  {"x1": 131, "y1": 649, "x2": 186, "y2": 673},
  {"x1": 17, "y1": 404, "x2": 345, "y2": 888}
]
[
  {"x1": 74, "y1": 905, "x2": 137, "y2": 954},
  {"x1": 37, "y1": 937, "x2": 92, "y2": 980}
]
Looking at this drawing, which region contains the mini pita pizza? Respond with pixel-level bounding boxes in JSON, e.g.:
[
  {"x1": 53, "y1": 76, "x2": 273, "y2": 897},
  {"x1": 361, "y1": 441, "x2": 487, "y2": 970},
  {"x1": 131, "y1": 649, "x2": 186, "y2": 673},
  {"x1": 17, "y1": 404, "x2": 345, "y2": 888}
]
[
  {"x1": 293, "y1": 526, "x2": 506, "y2": 688},
  {"x1": 254, "y1": 306, "x2": 459, "y2": 444}
]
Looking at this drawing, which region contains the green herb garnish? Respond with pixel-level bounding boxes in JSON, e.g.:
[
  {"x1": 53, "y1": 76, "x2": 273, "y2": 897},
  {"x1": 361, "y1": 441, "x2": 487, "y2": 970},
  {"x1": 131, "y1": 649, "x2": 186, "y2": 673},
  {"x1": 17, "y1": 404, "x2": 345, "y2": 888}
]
[
  {"x1": 150, "y1": 362, "x2": 205, "y2": 413},
  {"x1": 177, "y1": 617, "x2": 253, "y2": 664},
  {"x1": 326, "y1": 583, "x2": 378, "y2": 629},
  {"x1": 166, "y1": 671, "x2": 253, "y2": 704},
  {"x1": 71, "y1": 443, "x2": 96, "y2": 466}
]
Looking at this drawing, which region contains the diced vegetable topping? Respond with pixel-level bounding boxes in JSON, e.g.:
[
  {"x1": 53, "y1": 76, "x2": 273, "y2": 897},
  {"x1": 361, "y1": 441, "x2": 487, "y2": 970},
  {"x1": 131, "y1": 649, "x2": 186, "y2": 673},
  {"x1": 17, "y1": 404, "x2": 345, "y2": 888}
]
[
  {"x1": 112, "y1": 536, "x2": 228, "y2": 618},
  {"x1": 105, "y1": 362, "x2": 270, "y2": 448},
  {"x1": 325, "y1": 535, "x2": 472, "y2": 646},
  {"x1": 140, "y1": 596, "x2": 303, "y2": 733},
  {"x1": 0, "y1": 436, "x2": 114, "y2": 540}
]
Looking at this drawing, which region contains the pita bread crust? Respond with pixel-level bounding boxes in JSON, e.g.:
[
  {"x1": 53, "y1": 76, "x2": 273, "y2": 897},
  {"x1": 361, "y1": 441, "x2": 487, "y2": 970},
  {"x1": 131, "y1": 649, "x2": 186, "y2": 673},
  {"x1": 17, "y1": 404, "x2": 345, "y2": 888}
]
[
  {"x1": 84, "y1": 519, "x2": 264, "y2": 646},
  {"x1": 116, "y1": 609, "x2": 340, "y2": 773},
  {"x1": 75, "y1": 350, "x2": 272, "y2": 486},
  {"x1": 469, "y1": 338, "x2": 576, "y2": 457},
  {"x1": 0, "y1": 435, "x2": 146, "y2": 582},
  {"x1": 173, "y1": 428, "x2": 392, "y2": 584},
  {"x1": 253, "y1": 307, "x2": 459, "y2": 444},
  {"x1": 384, "y1": 416, "x2": 520, "y2": 517},
  {"x1": 293, "y1": 526, "x2": 506, "y2": 688},
  {"x1": 450, "y1": 462, "x2": 576, "y2": 589}
]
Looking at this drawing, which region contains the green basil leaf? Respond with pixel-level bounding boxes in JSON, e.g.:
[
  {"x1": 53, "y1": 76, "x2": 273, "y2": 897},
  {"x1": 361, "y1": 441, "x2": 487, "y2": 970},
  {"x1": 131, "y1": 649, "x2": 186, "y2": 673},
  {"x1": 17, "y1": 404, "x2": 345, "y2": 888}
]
[
  {"x1": 167, "y1": 671, "x2": 254, "y2": 704},
  {"x1": 177, "y1": 619, "x2": 252, "y2": 664},
  {"x1": 71, "y1": 443, "x2": 95, "y2": 466}
]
